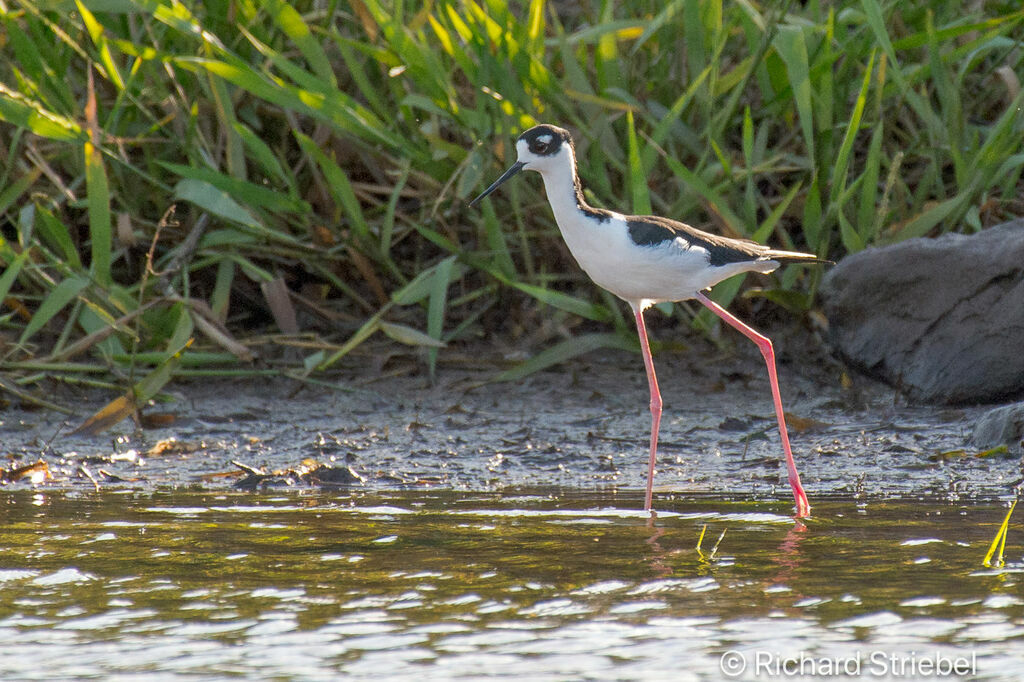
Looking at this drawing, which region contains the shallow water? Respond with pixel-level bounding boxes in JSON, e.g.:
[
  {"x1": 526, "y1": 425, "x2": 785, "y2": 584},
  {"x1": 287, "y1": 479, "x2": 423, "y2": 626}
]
[{"x1": 1, "y1": 490, "x2": 1021, "y2": 680}]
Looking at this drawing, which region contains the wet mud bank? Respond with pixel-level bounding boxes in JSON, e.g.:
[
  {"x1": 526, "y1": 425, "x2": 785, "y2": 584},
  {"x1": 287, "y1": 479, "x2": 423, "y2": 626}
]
[{"x1": 2, "y1": 337, "x2": 1021, "y2": 504}]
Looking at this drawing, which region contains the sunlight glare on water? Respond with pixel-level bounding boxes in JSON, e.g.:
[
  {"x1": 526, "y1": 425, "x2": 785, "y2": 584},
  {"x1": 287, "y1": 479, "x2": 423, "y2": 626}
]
[{"x1": 0, "y1": 490, "x2": 1022, "y2": 680}]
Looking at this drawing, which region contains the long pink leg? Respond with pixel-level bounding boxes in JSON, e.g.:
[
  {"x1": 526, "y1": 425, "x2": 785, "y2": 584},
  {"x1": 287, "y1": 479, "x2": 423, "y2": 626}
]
[
  {"x1": 695, "y1": 292, "x2": 811, "y2": 517},
  {"x1": 633, "y1": 307, "x2": 661, "y2": 511}
]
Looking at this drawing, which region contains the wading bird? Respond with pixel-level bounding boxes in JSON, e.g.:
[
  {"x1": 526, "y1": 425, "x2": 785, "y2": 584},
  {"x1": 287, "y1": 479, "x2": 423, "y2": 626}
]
[{"x1": 470, "y1": 124, "x2": 823, "y2": 517}]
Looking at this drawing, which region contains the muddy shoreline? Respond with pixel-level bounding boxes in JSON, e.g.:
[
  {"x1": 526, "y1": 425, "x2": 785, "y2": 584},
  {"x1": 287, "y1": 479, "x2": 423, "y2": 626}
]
[{"x1": 2, "y1": 333, "x2": 1020, "y2": 504}]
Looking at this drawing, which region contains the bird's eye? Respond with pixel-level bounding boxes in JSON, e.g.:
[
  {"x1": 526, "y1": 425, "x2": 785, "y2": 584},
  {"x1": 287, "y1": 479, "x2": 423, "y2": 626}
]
[{"x1": 533, "y1": 141, "x2": 548, "y2": 153}]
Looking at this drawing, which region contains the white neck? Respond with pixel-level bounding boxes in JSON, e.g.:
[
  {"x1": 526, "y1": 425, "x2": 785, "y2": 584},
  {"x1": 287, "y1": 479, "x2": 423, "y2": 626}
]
[{"x1": 536, "y1": 149, "x2": 587, "y2": 231}]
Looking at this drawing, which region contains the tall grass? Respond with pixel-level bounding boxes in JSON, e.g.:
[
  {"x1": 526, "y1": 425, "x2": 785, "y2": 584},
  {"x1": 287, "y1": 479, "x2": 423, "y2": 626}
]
[{"x1": 1, "y1": 0, "x2": 1022, "y2": 412}]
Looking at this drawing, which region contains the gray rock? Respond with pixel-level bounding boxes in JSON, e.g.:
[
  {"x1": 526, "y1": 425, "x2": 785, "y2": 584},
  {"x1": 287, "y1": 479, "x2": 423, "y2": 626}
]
[
  {"x1": 820, "y1": 220, "x2": 1024, "y2": 404},
  {"x1": 971, "y1": 402, "x2": 1024, "y2": 454}
]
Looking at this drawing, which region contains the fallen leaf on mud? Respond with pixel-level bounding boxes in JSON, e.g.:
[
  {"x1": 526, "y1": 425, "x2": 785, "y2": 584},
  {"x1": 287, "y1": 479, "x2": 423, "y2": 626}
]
[
  {"x1": 72, "y1": 339, "x2": 194, "y2": 436},
  {"x1": 930, "y1": 445, "x2": 1009, "y2": 461},
  {"x1": 719, "y1": 416, "x2": 751, "y2": 431},
  {"x1": 412, "y1": 475, "x2": 447, "y2": 485},
  {"x1": 78, "y1": 464, "x2": 100, "y2": 491},
  {"x1": 260, "y1": 276, "x2": 300, "y2": 335},
  {"x1": 198, "y1": 470, "x2": 244, "y2": 482},
  {"x1": 148, "y1": 438, "x2": 202, "y2": 457},
  {"x1": 71, "y1": 395, "x2": 137, "y2": 436},
  {"x1": 231, "y1": 460, "x2": 265, "y2": 476},
  {"x1": 292, "y1": 458, "x2": 321, "y2": 476},
  {"x1": 305, "y1": 464, "x2": 365, "y2": 487},
  {"x1": 140, "y1": 413, "x2": 177, "y2": 428},
  {"x1": 975, "y1": 445, "x2": 1011, "y2": 458},
  {"x1": 110, "y1": 450, "x2": 140, "y2": 463},
  {"x1": 229, "y1": 459, "x2": 365, "y2": 490},
  {"x1": 81, "y1": 450, "x2": 140, "y2": 466},
  {"x1": 784, "y1": 413, "x2": 830, "y2": 433},
  {"x1": 97, "y1": 469, "x2": 145, "y2": 483},
  {"x1": 1, "y1": 459, "x2": 50, "y2": 484}
]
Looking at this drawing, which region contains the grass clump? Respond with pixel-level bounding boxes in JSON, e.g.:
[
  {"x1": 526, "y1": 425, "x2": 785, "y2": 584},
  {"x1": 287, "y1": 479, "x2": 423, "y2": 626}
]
[{"x1": 0, "y1": 0, "x2": 1022, "y2": 414}]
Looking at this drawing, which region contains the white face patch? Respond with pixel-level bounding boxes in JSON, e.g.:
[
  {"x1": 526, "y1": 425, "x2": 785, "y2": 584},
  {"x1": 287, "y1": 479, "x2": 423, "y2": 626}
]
[{"x1": 516, "y1": 128, "x2": 570, "y2": 173}]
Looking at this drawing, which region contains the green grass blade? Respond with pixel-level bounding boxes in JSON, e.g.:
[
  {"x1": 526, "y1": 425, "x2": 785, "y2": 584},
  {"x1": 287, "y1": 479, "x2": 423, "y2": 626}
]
[
  {"x1": 630, "y1": 0, "x2": 686, "y2": 56},
  {"x1": 752, "y1": 181, "x2": 802, "y2": 244},
  {"x1": 379, "y1": 321, "x2": 446, "y2": 349},
  {"x1": 492, "y1": 332, "x2": 634, "y2": 382},
  {"x1": 0, "y1": 251, "x2": 30, "y2": 306},
  {"x1": 392, "y1": 259, "x2": 468, "y2": 306},
  {"x1": 0, "y1": 84, "x2": 85, "y2": 141},
  {"x1": 883, "y1": 194, "x2": 968, "y2": 244},
  {"x1": 207, "y1": 73, "x2": 247, "y2": 180},
  {"x1": 0, "y1": 168, "x2": 42, "y2": 218},
  {"x1": 166, "y1": 302, "x2": 195, "y2": 360},
  {"x1": 17, "y1": 275, "x2": 90, "y2": 346},
  {"x1": 411, "y1": 223, "x2": 612, "y2": 323},
  {"x1": 294, "y1": 131, "x2": 369, "y2": 241},
  {"x1": 838, "y1": 211, "x2": 863, "y2": 253},
  {"x1": 859, "y1": 0, "x2": 899, "y2": 69},
  {"x1": 509, "y1": 282, "x2": 612, "y2": 323},
  {"x1": 36, "y1": 205, "x2": 83, "y2": 268},
  {"x1": 231, "y1": 121, "x2": 290, "y2": 186},
  {"x1": 75, "y1": 1, "x2": 125, "y2": 90},
  {"x1": 172, "y1": 56, "x2": 407, "y2": 155},
  {"x1": 315, "y1": 306, "x2": 390, "y2": 372},
  {"x1": 427, "y1": 255, "x2": 457, "y2": 379},
  {"x1": 159, "y1": 161, "x2": 308, "y2": 214},
  {"x1": 773, "y1": 25, "x2": 815, "y2": 164},
  {"x1": 262, "y1": 0, "x2": 337, "y2": 87},
  {"x1": 856, "y1": 124, "x2": 884, "y2": 246},
  {"x1": 525, "y1": 0, "x2": 545, "y2": 50},
  {"x1": 381, "y1": 158, "x2": 410, "y2": 255},
  {"x1": 594, "y1": 0, "x2": 625, "y2": 93},
  {"x1": 331, "y1": 37, "x2": 388, "y2": 119},
  {"x1": 642, "y1": 63, "x2": 713, "y2": 174},
  {"x1": 84, "y1": 141, "x2": 112, "y2": 287},
  {"x1": 478, "y1": 201, "x2": 517, "y2": 279},
  {"x1": 983, "y1": 500, "x2": 1017, "y2": 567},
  {"x1": 663, "y1": 156, "x2": 747, "y2": 237},
  {"x1": 173, "y1": 178, "x2": 263, "y2": 231},
  {"x1": 802, "y1": 175, "x2": 823, "y2": 253},
  {"x1": 829, "y1": 50, "x2": 876, "y2": 208},
  {"x1": 626, "y1": 110, "x2": 650, "y2": 215},
  {"x1": 210, "y1": 258, "x2": 235, "y2": 322}
]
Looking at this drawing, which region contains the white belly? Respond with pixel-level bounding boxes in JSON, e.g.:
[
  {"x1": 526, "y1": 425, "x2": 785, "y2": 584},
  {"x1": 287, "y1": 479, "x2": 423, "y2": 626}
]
[{"x1": 554, "y1": 210, "x2": 773, "y2": 306}]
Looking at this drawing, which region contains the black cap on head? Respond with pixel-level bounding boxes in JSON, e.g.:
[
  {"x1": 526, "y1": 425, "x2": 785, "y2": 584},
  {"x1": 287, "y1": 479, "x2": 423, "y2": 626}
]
[{"x1": 517, "y1": 124, "x2": 572, "y2": 158}]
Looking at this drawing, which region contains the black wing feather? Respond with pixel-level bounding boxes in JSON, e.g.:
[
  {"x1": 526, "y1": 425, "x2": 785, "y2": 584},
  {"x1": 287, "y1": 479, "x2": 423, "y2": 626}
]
[{"x1": 626, "y1": 215, "x2": 827, "y2": 267}]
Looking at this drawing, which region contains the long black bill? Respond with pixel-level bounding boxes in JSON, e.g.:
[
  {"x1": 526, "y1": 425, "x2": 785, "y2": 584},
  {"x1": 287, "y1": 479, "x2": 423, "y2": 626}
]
[{"x1": 469, "y1": 161, "x2": 525, "y2": 208}]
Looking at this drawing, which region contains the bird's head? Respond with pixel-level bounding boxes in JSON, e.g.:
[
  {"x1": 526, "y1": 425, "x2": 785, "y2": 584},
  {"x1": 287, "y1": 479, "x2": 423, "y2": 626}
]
[{"x1": 469, "y1": 124, "x2": 574, "y2": 207}]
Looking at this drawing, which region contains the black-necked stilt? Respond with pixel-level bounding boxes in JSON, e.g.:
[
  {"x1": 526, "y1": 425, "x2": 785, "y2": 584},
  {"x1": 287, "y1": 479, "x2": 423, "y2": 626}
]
[{"x1": 470, "y1": 124, "x2": 822, "y2": 517}]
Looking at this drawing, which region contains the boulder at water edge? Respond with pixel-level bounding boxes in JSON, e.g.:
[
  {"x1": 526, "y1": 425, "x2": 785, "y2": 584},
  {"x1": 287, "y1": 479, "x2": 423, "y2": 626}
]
[
  {"x1": 970, "y1": 401, "x2": 1024, "y2": 456},
  {"x1": 820, "y1": 220, "x2": 1024, "y2": 405}
]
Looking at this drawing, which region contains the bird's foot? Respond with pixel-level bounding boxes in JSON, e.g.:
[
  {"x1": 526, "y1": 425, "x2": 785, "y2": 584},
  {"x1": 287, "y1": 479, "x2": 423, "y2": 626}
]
[{"x1": 791, "y1": 483, "x2": 811, "y2": 519}]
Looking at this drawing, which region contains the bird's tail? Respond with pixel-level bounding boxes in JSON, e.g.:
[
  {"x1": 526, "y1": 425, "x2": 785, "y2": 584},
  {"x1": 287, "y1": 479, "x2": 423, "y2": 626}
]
[{"x1": 765, "y1": 249, "x2": 833, "y2": 265}]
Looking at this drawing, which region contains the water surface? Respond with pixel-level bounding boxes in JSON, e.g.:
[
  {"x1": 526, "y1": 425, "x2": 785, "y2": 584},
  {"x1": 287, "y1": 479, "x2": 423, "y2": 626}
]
[{"x1": 1, "y1": 490, "x2": 1021, "y2": 680}]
